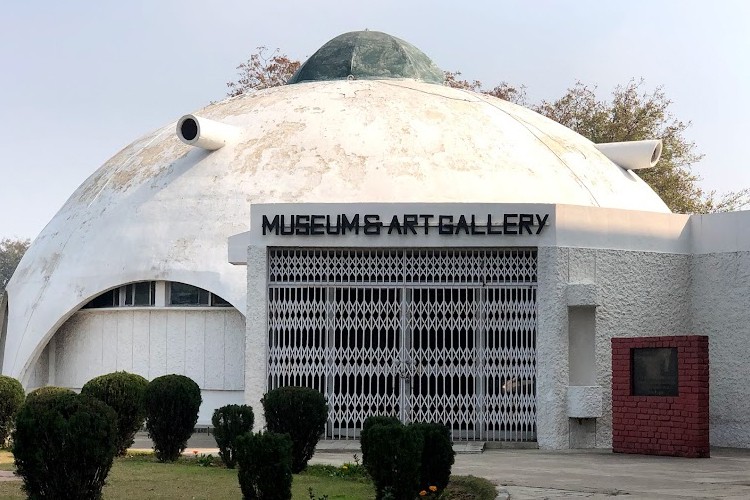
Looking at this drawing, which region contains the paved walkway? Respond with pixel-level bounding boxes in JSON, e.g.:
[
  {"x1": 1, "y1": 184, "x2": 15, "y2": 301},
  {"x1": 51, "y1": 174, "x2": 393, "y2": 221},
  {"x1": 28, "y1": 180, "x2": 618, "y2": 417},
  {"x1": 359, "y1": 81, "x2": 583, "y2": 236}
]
[{"x1": 20, "y1": 433, "x2": 750, "y2": 498}]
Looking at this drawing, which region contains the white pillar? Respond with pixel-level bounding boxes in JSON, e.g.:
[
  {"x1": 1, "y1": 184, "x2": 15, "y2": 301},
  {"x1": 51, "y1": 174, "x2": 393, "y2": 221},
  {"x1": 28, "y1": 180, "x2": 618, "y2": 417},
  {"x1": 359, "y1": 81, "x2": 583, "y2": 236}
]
[{"x1": 244, "y1": 245, "x2": 268, "y2": 430}]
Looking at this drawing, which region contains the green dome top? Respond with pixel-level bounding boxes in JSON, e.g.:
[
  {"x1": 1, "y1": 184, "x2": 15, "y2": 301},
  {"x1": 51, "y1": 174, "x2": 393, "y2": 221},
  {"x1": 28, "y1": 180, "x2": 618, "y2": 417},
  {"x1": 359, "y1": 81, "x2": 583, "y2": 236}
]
[{"x1": 288, "y1": 31, "x2": 444, "y2": 85}]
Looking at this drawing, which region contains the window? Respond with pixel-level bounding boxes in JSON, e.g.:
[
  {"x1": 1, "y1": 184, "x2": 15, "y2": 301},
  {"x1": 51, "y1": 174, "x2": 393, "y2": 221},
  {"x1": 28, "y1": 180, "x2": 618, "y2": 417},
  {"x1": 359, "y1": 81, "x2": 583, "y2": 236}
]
[
  {"x1": 83, "y1": 282, "x2": 156, "y2": 309},
  {"x1": 168, "y1": 282, "x2": 231, "y2": 307}
]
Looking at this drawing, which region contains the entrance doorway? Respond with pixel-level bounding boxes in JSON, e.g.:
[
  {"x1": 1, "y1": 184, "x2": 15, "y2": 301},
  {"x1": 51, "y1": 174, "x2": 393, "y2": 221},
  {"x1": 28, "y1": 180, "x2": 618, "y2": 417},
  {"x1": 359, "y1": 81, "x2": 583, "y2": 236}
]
[{"x1": 267, "y1": 248, "x2": 537, "y2": 441}]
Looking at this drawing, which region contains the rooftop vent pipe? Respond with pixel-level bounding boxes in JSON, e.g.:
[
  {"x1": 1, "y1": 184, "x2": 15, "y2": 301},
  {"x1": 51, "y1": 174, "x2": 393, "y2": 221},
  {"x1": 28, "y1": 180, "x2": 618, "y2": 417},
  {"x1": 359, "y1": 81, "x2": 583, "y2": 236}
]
[
  {"x1": 176, "y1": 114, "x2": 238, "y2": 151},
  {"x1": 594, "y1": 140, "x2": 663, "y2": 171}
]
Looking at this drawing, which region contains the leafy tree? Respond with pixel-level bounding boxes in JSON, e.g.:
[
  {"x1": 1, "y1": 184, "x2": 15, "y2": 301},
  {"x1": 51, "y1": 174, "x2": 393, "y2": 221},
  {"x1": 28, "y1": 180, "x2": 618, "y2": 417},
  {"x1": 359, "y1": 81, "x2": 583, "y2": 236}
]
[
  {"x1": 0, "y1": 238, "x2": 29, "y2": 295},
  {"x1": 227, "y1": 49, "x2": 746, "y2": 214},
  {"x1": 226, "y1": 47, "x2": 300, "y2": 97}
]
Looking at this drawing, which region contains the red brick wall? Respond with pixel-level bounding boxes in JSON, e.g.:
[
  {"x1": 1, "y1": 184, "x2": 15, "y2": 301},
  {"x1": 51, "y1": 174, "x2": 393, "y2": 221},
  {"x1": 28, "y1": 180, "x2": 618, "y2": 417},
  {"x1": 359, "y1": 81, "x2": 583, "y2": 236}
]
[{"x1": 611, "y1": 335, "x2": 709, "y2": 458}]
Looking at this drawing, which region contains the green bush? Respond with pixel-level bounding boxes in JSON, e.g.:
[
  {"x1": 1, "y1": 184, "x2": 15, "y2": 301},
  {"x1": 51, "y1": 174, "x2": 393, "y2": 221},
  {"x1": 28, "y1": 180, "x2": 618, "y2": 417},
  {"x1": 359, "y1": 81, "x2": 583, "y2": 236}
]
[
  {"x1": 81, "y1": 371, "x2": 149, "y2": 456},
  {"x1": 360, "y1": 415, "x2": 400, "y2": 467},
  {"x1": 212, "y1": 404, "x2": 254, "y2": 468},
  {"x1": 411, "y1": 422, "x2": 455, "y2": 494},
  {"x1": 360, "y1": 419, "x2": 423, "y2": 500},
  {"x1": 25, "y1": 385, "x2": 75, "y2": 403},
  {"x1": 12, "y1": 392, "x2": 118, "y2": 500},
  {"x1": 144, "y1": 374, "x2": 202, "y2": 462},
  {"x1": 261, "y1": 386, "x2": 327, "y2": 473},
  {"x1": 0, "y1": 375, "x2": 24, "y2": 447},
  {"x1": 236, "y1": 431, "x2": 292, "y2": 500}
]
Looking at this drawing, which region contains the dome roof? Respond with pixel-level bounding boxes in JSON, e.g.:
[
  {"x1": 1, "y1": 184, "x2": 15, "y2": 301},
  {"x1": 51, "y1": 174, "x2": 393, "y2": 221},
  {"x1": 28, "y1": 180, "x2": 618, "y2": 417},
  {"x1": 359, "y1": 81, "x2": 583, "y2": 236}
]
[
  {"x1": 288, "y1": 30, "x2": 444, "y2": 84},
  {"x1": 3, "y1": 51, "x2": 670, "y2": 382}
]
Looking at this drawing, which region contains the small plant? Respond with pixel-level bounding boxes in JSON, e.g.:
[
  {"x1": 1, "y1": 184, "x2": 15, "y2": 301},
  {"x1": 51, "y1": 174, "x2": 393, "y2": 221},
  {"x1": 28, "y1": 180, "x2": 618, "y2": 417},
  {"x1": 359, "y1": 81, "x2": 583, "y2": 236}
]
[
  {"x1": 144, "y1": 374, "x2": 202, "y2": 462},
  {"x1": 12, "y1": 391, "x2": 118, "y2": 500},
  {"x1": 81, "y1": 371, "x2": 149, "y2": 456},
  {"x1": 261, "y1": 386, "x2": 327, "y2": 473},
  {"x1": 236, "y1": 431, "x2": 293, "y2": 500},
  {"x1": 196, "y1": 453, "x2": 215, "y2": 467},
  {"x1": 360, "y1": 418, "x2": 423, "y2": 500},
  {"x1": 307, "y1": 487, "x2": 329, "y2": 500},
  {"x1": 0, "y1": 375, "x2": 24, "y2": 447},
  {"x1": 212, "y1": 404, "x2": 254, "y2": 468}
]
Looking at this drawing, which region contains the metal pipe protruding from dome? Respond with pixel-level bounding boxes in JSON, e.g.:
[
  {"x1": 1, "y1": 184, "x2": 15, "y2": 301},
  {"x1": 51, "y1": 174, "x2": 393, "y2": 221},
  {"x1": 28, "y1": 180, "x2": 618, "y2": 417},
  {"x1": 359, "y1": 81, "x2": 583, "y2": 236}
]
[
  {"x1": 176, "y1": 114, "x2": 238, "y2": 151},
  {"x1": 594, "y1": 140, "x2": 663, "y2": 171}
]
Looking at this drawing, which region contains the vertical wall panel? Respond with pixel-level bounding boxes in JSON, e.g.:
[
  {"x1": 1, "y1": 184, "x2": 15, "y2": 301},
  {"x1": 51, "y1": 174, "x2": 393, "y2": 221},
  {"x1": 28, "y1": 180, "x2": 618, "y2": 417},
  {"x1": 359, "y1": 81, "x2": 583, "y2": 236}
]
[
  {"x1": 184, "y1": 312, "x2": 206, "y2": 387},
  {"x1": 149, "y1": 313, "x2": 167, "y2": 378},
  {"x1": 84, "y1": 313, "x2": 104, "y2": 384},
  {"x1": 166, "y1": 311, "x2": 186, "y2": 375},
  {"x1": 116, "y1": 312, "x2": 134, "y2": 372},
  {"x1": 101, "y1": 313, "x2": 119, "y2": 374},
  {"x1": 131, "y1": 311, "x2": 151, "y2": 378},
  {"x1": 224, "y1": 311, "x2": 245, "y2": 390},
  {"x1": 204, "y1": 313, "x2": 225, "y2": 390}
]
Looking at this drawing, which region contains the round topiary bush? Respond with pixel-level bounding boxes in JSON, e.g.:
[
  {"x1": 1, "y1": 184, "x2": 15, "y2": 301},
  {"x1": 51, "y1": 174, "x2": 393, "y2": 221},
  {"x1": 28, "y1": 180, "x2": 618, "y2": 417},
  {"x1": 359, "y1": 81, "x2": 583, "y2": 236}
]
[
  {"x1": 12, "y1": 391, "x2": 118, "y2": 500},
  {"x1": 261, "y1": 386, "x2": 327, "y2": 473},
  {"x1": 236, "y1": 431, "x2": 292, "y2": 500},
  {"x1": 361, "y1": 419, "x2": 423, "y2": 500},
  {"x1": 25, "y1": 385, "x2": 75, "y2": 404},
  {"x1": 144, "y1": 374, "x2": 202, "y2": 462},
  {"x1": 0, "y1": 375, "x2": 24, "y2": 447},
  {"x1": 212, "y1": 404, "x2": 254, "y2": 469},
  {"x1": 81, "y1": 371, "x2": 149, "y2": 456}
]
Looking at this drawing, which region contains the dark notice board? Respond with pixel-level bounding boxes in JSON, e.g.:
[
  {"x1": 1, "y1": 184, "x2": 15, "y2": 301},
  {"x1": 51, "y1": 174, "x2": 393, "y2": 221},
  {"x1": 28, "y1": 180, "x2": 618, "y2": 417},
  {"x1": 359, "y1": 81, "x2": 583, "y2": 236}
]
[{"x1": 631, "y1": 347, "x2": 679, "y2": 396}]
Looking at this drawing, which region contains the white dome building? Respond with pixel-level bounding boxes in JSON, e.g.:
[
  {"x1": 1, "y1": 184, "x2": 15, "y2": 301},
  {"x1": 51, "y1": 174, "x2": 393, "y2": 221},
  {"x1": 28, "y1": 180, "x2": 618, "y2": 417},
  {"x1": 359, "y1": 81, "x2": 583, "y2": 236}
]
[{"x1": 2, "y1": 31, "x2": 749, "y2": 453}]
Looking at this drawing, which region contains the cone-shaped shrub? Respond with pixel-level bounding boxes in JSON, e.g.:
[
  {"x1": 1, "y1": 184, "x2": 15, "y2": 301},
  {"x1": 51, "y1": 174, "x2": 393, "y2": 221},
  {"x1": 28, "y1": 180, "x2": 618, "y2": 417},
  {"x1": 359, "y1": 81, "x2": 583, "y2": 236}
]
[
  {"x1": 261, "y1": 386, "x2": 327, "y2": 473},
  {"x1": 236, "y1": 431, "x2": 292, "y2": 500},
  {"x1": 0, "y1": 375, "x2": 24, "y2": 447},
  {"x1": 13, "y1": 392, "x2": 118, "y2": 500},
  {"x1": 81, "y1": 371, "x2": 149, "y2": 455},
  {"x1": 144, "y1": 374, "x2": 202, "y2": 462},
  {"x1": 212, "y1": 404, "x2": 254, "y2": 469}
]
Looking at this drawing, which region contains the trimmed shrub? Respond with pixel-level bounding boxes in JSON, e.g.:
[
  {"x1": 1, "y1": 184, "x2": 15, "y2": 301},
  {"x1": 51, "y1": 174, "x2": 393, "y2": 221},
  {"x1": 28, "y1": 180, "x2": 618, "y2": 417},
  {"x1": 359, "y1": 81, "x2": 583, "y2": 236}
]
[
  {"x1": 0, "y1": 375, "x2": 24, "y2": 447},
  {"x1": 360, "y1": 415, "x2": 400, "y2": 467},
  {"x1": 212, "y1": 404, "x2": 254, "y2": 469},
  {"x1": 360, "y1": 419, "x2": 423, "y2": 500},
  {"x1": 411, "y1": 422, "x2": 455, "y2": 493},
  {"x1": 25, "y1": 385, "x2": 75, "y2": 403},
  {"x1": 144, "y1": 374, "x2": 202, "y2": 462},
  {"x1": 236, "y1": 431, "x2": 292, "y2": 500},
  {"x1": 261, "y1": 386, "x2": 327, "y2": 473},
  {"x1": 13, "y1": 392, "x2": 118, "y2": 500},
  {"x1": 81, "y1": 371, "x2": 149, "y2": 456}
]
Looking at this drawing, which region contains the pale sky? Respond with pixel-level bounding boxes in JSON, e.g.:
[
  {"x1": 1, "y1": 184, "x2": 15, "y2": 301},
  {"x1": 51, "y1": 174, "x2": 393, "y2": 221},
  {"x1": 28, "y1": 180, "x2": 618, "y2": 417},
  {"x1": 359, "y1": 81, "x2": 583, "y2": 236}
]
[{"x1": 2, "y1": 0, "x2": 749, "y2": 239}]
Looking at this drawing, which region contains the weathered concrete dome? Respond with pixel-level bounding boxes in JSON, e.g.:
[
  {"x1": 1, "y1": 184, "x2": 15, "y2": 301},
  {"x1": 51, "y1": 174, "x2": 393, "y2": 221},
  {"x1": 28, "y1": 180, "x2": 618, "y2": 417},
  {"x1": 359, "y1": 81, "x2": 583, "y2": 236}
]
[{"x1": 2, "y1": 33, "x2": 670, "y2": 383}]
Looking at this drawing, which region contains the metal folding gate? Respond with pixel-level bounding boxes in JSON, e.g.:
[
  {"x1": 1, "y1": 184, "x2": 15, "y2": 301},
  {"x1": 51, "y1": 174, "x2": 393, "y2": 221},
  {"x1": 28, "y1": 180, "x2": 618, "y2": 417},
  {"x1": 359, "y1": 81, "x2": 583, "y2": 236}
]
[{"x1": 267, "y1": 248, "x2": 537, "y2": 441}]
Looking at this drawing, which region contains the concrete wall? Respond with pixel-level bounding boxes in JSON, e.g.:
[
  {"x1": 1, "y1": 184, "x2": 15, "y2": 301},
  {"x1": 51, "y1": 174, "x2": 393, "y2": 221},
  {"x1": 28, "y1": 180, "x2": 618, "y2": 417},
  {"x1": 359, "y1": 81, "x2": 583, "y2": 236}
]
[
  {"x1": 539, "y1": 247, "x2": 692, "y2": 449},
  {"x1": 33, "y1": 307, "x2": 245, "y2": 425},
  {"x1": 690, "y1": 251, "x2": 750, "y2": 447}
]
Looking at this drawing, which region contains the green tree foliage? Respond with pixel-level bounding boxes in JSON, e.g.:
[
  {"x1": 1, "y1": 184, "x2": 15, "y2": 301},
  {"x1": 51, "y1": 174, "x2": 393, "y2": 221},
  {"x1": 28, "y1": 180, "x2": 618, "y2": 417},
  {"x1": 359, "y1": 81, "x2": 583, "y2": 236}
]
[
  {"x1": 0, "y1": 238, "x2": 30, "y2": 294},
  {"x1": 81, "y1": 371, "x2": 149, "y2": 456},
  {"x1": 0, "y1": 375, "x2": 24, "y2": 446},
  {"x1": 226, "y1": 47, "x2": 746, "y2": 214}
]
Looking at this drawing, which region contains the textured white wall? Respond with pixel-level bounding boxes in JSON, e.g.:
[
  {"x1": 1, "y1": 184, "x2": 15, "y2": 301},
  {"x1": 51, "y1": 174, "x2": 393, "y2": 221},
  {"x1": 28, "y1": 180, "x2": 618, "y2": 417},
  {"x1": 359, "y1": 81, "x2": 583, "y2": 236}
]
[
  {"x1": 36, "y1": 307, "x2": 245, "y2": 424},
  {"x1": 690, "y1": 251, "x2": 750, "y2": 447}
]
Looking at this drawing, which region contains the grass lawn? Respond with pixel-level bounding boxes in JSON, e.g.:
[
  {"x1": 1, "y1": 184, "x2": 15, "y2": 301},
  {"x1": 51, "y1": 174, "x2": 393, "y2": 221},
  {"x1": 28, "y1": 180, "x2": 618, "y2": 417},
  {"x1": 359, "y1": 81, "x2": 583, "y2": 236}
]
[{"x1": 0, "y1": 452, "x2": 495, "y2": 500}]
